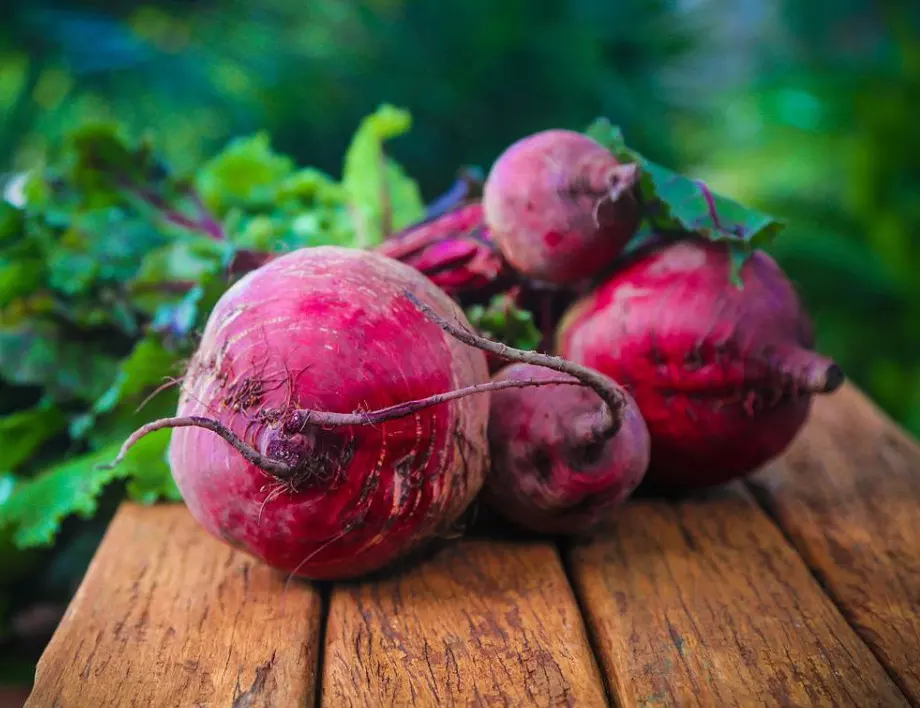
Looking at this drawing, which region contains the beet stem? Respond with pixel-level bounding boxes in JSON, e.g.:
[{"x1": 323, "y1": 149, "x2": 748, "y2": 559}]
[
  {"x1": 97, "y1": 415, "x2": 295, "y2": 477},
  {"x1": 102, "y1": 379, "x2": 583, "y2": 477},
  {"x1": 403, "y1": 289, "x2": 627, "y2": 439},
  {"x1": 284, "y1": 376, "x2": 585, "y2": 432}
]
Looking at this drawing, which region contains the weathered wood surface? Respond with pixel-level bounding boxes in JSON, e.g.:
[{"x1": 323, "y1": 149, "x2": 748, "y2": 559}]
[
  {"x1": 750, "y1": 383, "x2": 920, "y2": 702},
  {"x1": 25, "y1": 504, "x2": 324, "y2": 708},
  {"x1": 322, "y1": 539, "x2": 608, "y2": 707},
  {"x1": 25, "y1": 383, "x2": 920, "y2": 707},
  {"x1": 566, "y1": 482, "x2": 907, "y2": 707}
]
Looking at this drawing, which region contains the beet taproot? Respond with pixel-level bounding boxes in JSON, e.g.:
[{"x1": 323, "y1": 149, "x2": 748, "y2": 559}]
[
  {"x1": 557, "y1": 238, "x2": 845, "y2": 491},
  {"x1": 104, "y1": 247, "x2": 586, "y2": 580},
  {"x1": 482, "y1": 129, "x2": 641, "y2": 285},
  {"x1": 484, "y1": 363, "x2": 649, "y2": 534}
]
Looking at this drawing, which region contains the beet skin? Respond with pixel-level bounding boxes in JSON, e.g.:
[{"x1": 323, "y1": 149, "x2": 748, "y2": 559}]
[
  {"x1": 557, "y1": 238, "x2": 845, "y2": 491},
  {"x1": 168, "y1": 246, "x2": 491, "y2": 579},
  {"x1": 485, "y1": 363, "x2": 650, "y2": 534},
  {"x1": 483, "y1": 129, "x2": 641, "y2": 285}
]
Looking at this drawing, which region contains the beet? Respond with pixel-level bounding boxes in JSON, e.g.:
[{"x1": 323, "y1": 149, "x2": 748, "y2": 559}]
[
  {"x1": 482, "y1": 129, "x2": 641, "y2": 285},
  {"x1": 103, "y1": 247, "x2": 588, "y2": 580},
  {"x1": 557, "y1": 237, "x2": 845, "y2": 491},
  {"x1": 402, "y1": 292, "x2": 641, "y2": 533},
  {"x1": 484, "y1": 363, "x2": 649, "y2": 534}
]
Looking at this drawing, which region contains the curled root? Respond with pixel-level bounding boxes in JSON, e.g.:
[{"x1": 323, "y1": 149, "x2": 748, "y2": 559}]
[
  {"x1": 403, "y1": 289, "x2": 628, "y2": 442},
  {"x1": 98, "y1": 416, "x2": 295, "y2": 478},
  {"x1": 102, "y1": 373, "x2": 586, "y2": 479}
]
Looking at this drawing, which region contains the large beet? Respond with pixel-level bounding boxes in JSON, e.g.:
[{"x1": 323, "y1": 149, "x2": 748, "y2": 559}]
[
  {"x1": 557, "y1": 238, "x2": 844, "y2": 491},
  {"x1": 112, "y1": 247, "x2": 495, "y2": 580}
]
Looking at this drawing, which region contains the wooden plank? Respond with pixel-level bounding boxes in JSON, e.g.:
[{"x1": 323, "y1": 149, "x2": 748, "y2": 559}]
[
  {"x1": 27, "y1": 503, "x2": 323, "y2": 708},
  {"x1": 321, "y1": 538, "x2": 608, "y2": 707},
  {"x1": 566, "y1": 484, "x2": 907, "y2": 707},
  {"x1": 750, "y1": 383, "x2": 920, "y2": 701}
]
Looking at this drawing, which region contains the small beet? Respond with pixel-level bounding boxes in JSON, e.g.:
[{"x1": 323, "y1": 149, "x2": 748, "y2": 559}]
[
  {"x1": 484, "y1": 363, "x2": 649, "y2": 534},
  {"x1": 557, "y1": 237, "x2": 845, "y2": 491},
  {"x1": 402, "y1": 296, "x2": 644, "y2": 534},
  {"x1": 483, "y1": 129, "x2": 641, "y2": 285}
]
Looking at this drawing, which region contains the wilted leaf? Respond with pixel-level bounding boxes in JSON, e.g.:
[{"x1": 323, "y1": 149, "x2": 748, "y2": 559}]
[{"x1": 341, "y1": 104, "x2": 424, "y2": 247}]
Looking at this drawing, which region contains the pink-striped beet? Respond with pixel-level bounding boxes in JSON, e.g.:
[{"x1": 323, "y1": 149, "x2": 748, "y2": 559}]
[
  {"x1": 484, "y1": 363, "x2": 650, "y2": 534},
  {"x1": 135, "y1": 247, "x2": 495, "y2": 580},
  {"x1": 557, "y1": 238, "x2": 845, "y2": 491},
  {"x1": 375, "y1": 202, "x2": 513, "y2": 302},
  {"x1": 483, "y1": 129, "x2": 641, "y2": 285}
]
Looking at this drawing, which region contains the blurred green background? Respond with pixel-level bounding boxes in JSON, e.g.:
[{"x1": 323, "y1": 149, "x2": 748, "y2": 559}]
[
  {"x1": 1, "y1": 0, "x2": 919, "y2": 692},
  {"x1": 4, "y1": 0, "x2": 919, "y2": 428}
]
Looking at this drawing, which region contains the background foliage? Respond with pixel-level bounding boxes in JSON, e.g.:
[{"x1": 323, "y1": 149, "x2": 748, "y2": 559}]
[{"x1": 1, "y1": 0, "x2": 918, "y2": 689}]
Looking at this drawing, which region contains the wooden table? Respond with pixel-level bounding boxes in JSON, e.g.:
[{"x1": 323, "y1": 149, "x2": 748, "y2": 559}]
[{"x1": 25, "y1": 383, "x2": 920, "y2": 707}]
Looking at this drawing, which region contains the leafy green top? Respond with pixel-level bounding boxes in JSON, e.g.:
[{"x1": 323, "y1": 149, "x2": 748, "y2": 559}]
[
  {"x1": 465, "y1": 293, "x2": 542, "y2": 352},
  {"x1": 0, "y1": 104, "x2": 422, "y2": 551},
  {"x1": 585, "y1": 118, "x2": 784, "y2": 279}
]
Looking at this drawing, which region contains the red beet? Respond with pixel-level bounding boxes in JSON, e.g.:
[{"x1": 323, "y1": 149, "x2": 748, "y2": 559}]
[
  {"x1": 375, "y1": 202, "x2": 513, "y2": 303},
  {"x1": 482, "y1": 129, "x2": 641, "y2": 285},
  {"x1": 557, "y1": 238, "x2": 845, "y2": 491},
  {"x1": 484, "y1": 363, "x2": 649, "y2": 534},
  {"x1": 105, "y1": 247, "x2": 582, "y2": 580}
]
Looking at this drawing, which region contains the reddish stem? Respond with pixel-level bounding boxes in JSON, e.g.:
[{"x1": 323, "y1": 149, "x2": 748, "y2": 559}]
[
  {"x1": 100, "y1": 376, "x2": 585, "y2": 477},
  {"x1": 98, "y1": 415, "x2": 293, "y2": 477},
  {"x1": 284, "y1": 376, "x2": 583, "y2": 432}
]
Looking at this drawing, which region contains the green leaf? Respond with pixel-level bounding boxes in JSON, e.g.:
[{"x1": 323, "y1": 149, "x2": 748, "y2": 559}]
[
  {"x1": 0, "y1": 430, "x2": 177, "y2": 549},
  {"x1": 341, "y1": 104, "x2": 425, "y2": 247},
  {"x1": 63, "y1": 122, "x2": 191, "y2": 212},
  {"x1": 0, "y1": 323, "x2": 121, "y2": 403},
  {"x1": 585, "y1": 118, "x2": 784, "y2": 256},
  {"x1": 0, "y1": 202, "x2": 24, "y2": 245},
  {"x1": 0, "y1": 401, "x2": 68, "y2": 472},
  {"x1": 196, "y1": 132, "x2": 294, "y2": 216},
  {"x1": 0, "y1": 257, "x2": 44, "y2": 309},
  {"x1": 98, "y1": 335, "x2": 180, "y2": 417},
  {"x1": 466, "y1": 294, "x2": 542, "y2": 351}
]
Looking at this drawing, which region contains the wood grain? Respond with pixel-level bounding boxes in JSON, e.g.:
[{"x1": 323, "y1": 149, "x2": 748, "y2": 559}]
[
  {"x1": 26, "y1": 503, "x2": 323, "y2": 708},
  {"x1": 321, "y1": 538, "x2": 608, "y2": 707},
  {"x1": 566, "y1": 483, "x2": 907, "y2": 707},
  {"x1": 750, "y1": 383, "x2": 920, "y2": 702}
]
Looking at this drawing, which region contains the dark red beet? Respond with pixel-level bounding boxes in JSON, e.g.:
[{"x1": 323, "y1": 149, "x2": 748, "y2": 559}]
[
  {"x1": 484, "y1": 363, "x2": 649, "y2": 534},
  {"x1": 375, "y1": 202, "x2": 513, "y2": 303},
  {"x1": 483, "y1": 129, "x2": 641, "y2": 285},
  {"x1": 557, "y1": 238, "x2": 845, "y2": 491}
]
